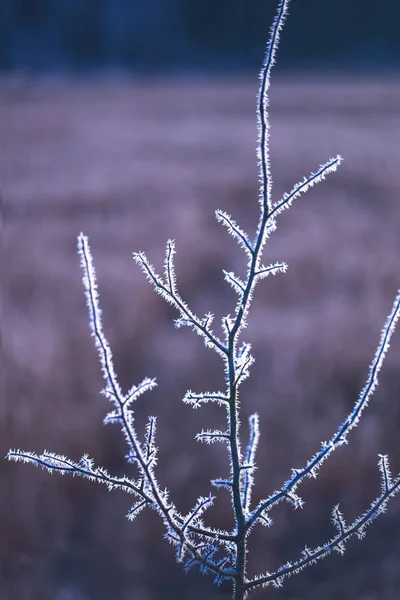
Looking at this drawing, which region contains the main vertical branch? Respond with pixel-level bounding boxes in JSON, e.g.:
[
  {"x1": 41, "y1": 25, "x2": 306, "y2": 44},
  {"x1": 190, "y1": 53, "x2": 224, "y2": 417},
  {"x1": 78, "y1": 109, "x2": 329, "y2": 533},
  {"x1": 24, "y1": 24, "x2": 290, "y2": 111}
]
[
  {"x1": 257, "y1": 0, "x2": 290, "y2": 215},
  {"x1": 228, "y1": 347, "x2": 247, "y2": 600},
  {"x1": 228, "y1": 4, "x2": 292, "y2": 598}
]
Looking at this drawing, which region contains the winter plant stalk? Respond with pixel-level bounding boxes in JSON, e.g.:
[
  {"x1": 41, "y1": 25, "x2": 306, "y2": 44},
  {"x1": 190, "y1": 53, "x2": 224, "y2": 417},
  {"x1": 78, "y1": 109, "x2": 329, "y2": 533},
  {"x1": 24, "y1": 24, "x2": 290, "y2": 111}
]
[{"x1": 8, "y1": 1, "x2": 400, "y2": 599}]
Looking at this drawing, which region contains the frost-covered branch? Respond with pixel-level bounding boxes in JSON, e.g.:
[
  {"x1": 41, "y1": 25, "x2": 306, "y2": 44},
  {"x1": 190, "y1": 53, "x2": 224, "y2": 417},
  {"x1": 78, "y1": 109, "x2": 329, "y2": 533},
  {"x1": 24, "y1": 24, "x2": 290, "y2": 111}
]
[
  {"x1": 7, "y1": 450, "x2": 147, "y2": 499},
  {"x1": 133, "y1": 241, "x2": 227, "y2": 357},
  {"x1": 248, "y1": 288, "x2": 400, "y2": 529},
  {"x1": 246, "y1": 456, "x2": 400, "y2": 591}
]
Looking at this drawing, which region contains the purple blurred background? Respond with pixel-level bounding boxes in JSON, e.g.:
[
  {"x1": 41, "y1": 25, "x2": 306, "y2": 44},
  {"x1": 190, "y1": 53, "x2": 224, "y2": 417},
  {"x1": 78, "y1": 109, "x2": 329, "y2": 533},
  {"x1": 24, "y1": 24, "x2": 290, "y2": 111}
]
[{"x1": 2, "y1": 2, "x2": 400, "y2": 600}]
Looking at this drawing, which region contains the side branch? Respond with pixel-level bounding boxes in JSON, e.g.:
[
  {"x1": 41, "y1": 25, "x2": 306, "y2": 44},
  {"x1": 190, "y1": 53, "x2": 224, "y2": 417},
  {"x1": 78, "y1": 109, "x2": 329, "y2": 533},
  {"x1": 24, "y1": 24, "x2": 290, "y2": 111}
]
[
  {"x1": 8, "y1": 450, "x2": 146, "y2": 499},
  {"x1": 246, "y1": 458, "x2": 400, "y2": 591},
  {"x1": 77, "y1": 232, "x2": 124, "y2": 401},
  {"x1": 216, "y1": 210, "x2": 254, "y2": 259},
  {"x1": 133, "y1": 244, "x2": 227, "y2": 357},
  {"x1": 267, "y1": 155, "x2": 342, "y2": 224},
  {"x1": 248, "y1": 287, "x2": 400, "y2": 528}
]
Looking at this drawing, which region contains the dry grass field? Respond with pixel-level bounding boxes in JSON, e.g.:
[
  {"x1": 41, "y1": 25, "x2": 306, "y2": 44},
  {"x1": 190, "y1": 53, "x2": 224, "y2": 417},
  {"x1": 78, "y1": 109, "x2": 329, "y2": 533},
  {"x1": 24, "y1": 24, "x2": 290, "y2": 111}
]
[{"x1": 2, "y1": 75, "x2": 400, "y2": 600}]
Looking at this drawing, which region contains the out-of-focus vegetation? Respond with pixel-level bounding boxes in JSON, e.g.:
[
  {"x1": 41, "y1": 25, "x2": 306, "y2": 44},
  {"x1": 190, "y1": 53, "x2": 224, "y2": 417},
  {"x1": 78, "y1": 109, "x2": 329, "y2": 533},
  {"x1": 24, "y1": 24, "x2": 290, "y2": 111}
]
[{"x1": 2, "y1": 77, "x2": 400, "y2": 599}]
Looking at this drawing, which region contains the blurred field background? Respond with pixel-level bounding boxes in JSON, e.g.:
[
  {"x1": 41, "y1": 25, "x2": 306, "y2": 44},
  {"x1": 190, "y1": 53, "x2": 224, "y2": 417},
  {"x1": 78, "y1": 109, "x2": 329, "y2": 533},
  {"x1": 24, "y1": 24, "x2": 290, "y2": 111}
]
[{"x1": 1, "y1": 73, "x2": 400, "y2": 600}]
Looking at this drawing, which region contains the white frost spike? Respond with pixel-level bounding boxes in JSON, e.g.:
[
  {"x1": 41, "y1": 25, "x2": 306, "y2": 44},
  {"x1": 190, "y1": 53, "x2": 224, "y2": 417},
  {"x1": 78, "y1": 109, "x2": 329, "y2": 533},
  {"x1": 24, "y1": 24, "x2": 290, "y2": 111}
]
[
  {"x1": 202, "y1": 312, "x2": 214, "y2": 330},
  {"x1": 301, "y1": 546, "x2": 313, "y2": 559},
  {"x1": 272, "y1": 577, "x2": 284, "y2": 589},
  {"x1": 257, "y1": 513, "x2": 273, "y2": 528},
  {"x1": 174, "y1": 317, "x2": 191, "y2": 328},
  {"x1": 284, "y1": 491, "x2": 304, "y2": 510},
  {"x1": 103, "y1": 410, "x2": 122, "y2": 425},
  {"x1": 80, "y1": 454, "x2": 94, "y2": 471},
  {"x1": 356, "y1": 526, "x2": 367, "y2": 540},
  {"x1": 334, "y1": 541, "x2": 346, "y2": 556}
]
